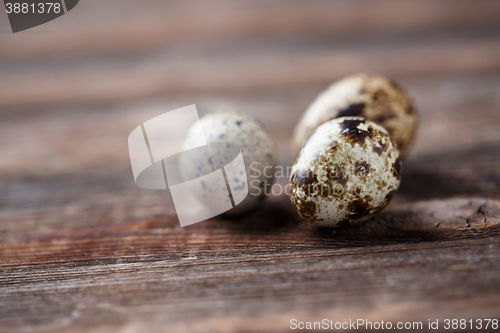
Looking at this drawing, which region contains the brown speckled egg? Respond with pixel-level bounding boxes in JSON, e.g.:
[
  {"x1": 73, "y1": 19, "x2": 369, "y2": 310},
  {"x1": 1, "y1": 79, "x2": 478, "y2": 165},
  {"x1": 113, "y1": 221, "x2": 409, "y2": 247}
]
[
  {"x1": 182, "y1": 110, "x2": 277, "y2": 216},
  {"x1": 292, "y1": 73, "x2": 418, "y2": 157},
  {"x1": 290, "y1": 117, "x2": 401, "y2": 227}
]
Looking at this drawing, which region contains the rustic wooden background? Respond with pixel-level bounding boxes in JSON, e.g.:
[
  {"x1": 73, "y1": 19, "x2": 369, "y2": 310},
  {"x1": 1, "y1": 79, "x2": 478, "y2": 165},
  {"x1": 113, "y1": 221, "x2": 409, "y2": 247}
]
[{"x1": 1, "y1": 0, "x2": 500, "y2": 332}]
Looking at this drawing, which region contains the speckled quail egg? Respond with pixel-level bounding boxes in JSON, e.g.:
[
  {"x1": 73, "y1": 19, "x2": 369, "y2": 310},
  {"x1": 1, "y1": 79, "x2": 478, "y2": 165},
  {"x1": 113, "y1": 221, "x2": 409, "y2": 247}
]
[
  {"x1": 290, "y1": 117, "x2": 402, "y2": 227},
  {"x1": 292, "y1": 73, "x2": 418, "y2": 157},
  {"x1": 181, "y1": 110, "x2": 278, "y2": 216}
]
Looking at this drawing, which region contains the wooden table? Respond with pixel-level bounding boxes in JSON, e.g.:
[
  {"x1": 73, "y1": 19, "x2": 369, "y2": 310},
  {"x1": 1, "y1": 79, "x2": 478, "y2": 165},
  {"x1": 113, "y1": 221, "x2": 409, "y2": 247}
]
[{"x1": 1, "y1": 1, "x2": 500, "y2": 332}]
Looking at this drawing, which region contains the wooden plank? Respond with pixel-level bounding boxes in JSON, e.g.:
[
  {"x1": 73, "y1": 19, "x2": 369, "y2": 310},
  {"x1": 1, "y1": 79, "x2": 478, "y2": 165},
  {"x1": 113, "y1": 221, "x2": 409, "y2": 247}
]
[
  {"x1": 0, "y1": 37, "x2": 500, "y2": 109},
  {"x1": 1, "y1": 215, "x2": 500, "y2": 332},
  {"x1": 1, "y1": 74, "x2": 500, "y2": 332},
  {"x1": 1, "y1": 0, "x2": 500, "y2": 60}
]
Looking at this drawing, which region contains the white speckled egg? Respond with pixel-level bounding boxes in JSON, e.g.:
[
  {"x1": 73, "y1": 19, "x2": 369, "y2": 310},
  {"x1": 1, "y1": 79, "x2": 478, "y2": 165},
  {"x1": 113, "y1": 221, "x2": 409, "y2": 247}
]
[
  {"x1": 181, "y1": 110, "x2": 278, "y2": 216},
  {"x1": 293, "y1": 73, "x2": 418, "y2": 157},
  {"x1": 290, "y1": 117, "x2": 402, "y2": 227}
]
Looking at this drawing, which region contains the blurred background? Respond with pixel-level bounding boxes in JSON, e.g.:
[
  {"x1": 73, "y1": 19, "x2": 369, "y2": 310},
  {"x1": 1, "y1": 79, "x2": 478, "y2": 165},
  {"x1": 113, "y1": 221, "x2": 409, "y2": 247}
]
[{"x1": 1, "y1": 0, "x2": 500, "y2": 331}]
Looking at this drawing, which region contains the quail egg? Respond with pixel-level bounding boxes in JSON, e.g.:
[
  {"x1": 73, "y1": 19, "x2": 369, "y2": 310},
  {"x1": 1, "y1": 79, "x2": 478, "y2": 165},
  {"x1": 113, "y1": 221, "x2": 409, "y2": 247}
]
[
  {"x1": 181, "y1": 110, "x2": 278, "y2": 216},
  {"x1": 293, "y1": 73, "x2": 418, "y2": 156},
  {"x1": 290, "y1": 117, "x2": 401, "y2": 227}
]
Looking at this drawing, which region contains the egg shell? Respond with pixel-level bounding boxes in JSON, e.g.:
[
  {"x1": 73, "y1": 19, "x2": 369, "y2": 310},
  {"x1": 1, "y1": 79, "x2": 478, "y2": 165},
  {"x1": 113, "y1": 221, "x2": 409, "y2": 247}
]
[
  {"x1": 290, "y1": 117, "x2": 402, "y2": 227},
  {"x1": 293, "y1": 73, "x2": 418, "y2": 156},
  {"x1": 181, "y1": 110, "x2": 278, "y2": 216}
]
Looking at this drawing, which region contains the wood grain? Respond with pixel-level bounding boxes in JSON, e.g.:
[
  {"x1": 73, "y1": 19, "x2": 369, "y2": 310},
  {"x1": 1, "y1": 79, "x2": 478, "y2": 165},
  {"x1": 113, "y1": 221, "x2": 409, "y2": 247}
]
[
  {"x1": 1, "y1": 0, "x2": 500, "y2": 60},
  {"x1": 1, "y1": 0, "x2": 500, "y2": 332}
]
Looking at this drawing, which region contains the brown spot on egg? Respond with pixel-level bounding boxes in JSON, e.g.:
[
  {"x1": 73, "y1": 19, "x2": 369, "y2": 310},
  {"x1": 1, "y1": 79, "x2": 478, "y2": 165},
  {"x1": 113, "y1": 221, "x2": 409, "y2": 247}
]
[
  {"x1": 376, "y1": 179, "x2": 388, "y2": 191},
  {"x1": 348, "y1": 199, "x2": 370, "y2": 219},
  {"x1": 319, "y1": 183, "x2": 333, "y2": 198},
  {"x1": 355, "y1": 161, "x2": 371, "y2": 177},
  {"x1": 406, "y1": 103, "x2": 416, "y2": 115},
  {"x1": 340, "y1": 118, "x2": 365, "y2": 130},
  {"x1": 326, "y1": 165, "x2": 349, "y2": 186},
  {"x1": 291, "y1": 169, "x2": 318, "y2": 192},
  {"x1": 340, "y1": 118, "x2": 373, "y2": 146},
  {"x1": 374, "y1": 112, "x2": 396, "y2": 124},
  {"x1": 373, "y1": 146, "x2": 383, "y2": 156},
  {"x1": 337, "y1": 102, "x2": 365, "y2": 118},
  {"x1": 371, "y1": 89, "x2": 397, "y2": 123},
  {"x1": 294, "y1": 199, "x2": 317, "y2": 221},
  {"x1": 392, "y1": 157, "x2": 402, "y2": 180},
  {"x1": 354, "y1": 185, "x2": 364, "y2": 195},
  {"x1": 373, "y1": 139, "x2": 388, "y2": 156},
  {"x1": 372, "y1": 89, "x2": 389, "y2": 102}
]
